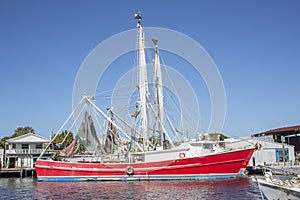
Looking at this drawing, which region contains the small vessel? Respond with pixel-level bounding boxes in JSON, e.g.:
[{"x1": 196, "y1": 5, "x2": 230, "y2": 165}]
[
  {"x1": 35, "y1": 12, "x2": 256, "y2": 182},
  {"x1": 253, "y1": 171, "x2": 300, "y2": 200}
]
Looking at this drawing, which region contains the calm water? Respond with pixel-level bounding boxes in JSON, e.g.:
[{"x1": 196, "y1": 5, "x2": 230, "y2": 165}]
[{"x1": 0, "y1": 177, "x2": 263, "y2": 200}]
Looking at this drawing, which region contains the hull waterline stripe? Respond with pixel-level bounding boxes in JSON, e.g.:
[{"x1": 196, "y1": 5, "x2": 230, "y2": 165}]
[{"x1": 37, "y1": 173, "x2": 239, "y2": 182}]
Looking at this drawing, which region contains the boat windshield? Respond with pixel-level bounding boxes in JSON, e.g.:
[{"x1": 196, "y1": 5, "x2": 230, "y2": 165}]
[{"x1": 203, "y1": 143, "x2": 213, "y2": 149}]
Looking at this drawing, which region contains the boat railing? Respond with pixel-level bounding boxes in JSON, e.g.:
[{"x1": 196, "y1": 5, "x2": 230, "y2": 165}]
[
  {"x1": 102, "y1": 154, "x2": 128, "y2": 163},
  {"x1": 6, "y1": 149, "x2": 50, "y2": 155}
]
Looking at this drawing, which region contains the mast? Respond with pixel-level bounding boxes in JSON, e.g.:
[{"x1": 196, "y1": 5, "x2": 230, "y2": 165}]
[
  {"x1": 135, "y1": 12, "x2": 149, "y2": 151},
  {"x1": 152, "y1": 39, "x2": 165, "y2": 147}
]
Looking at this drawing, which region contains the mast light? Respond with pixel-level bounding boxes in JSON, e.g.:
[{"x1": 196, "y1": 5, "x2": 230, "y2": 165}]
[{"x1": 134, "y1": 11, "x2": 142, "y2": 20}]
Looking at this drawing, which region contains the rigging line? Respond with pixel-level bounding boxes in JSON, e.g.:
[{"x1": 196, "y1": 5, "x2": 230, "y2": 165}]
[
  {"x1": 109, "y1": 109, "x2": 144, "y2": 151},
  {"x1": 163, "y1": 89, "x2": 184, "y2": 130},
  {"x1": 100, "y1": 97, "x2": 134, "y2": 101},
  {"x1": 94, "y1": 95, "x2": 114, "y2": 99},
  {"x1": 101, "y1": 117, "x2": 108, "y2": 144},
  {"x1": 165, "y1": 113, "x2": 183, "y2": 138},
  {"x1": 162, "y1": 64, "x2": 197, "y2": 131},
  {"x1": 129, "y1": 66, "x2": 137, "y2": 107},
  {"x1": 105, "y1": 114, "x2": 122, "y2": 145},
  {"x1": 71, "y1": 142, "x2": 81, "y2": 160},
  {"x1": 165, "y1": 86, "x2": 199, "y2": 135},
  {"x1": 115, "y1": 100, "x2": 138, "y2": 111},
  {"x1": 89, "y1": 105, "x2": 104, "y2": 135},
  {"x1": 94, "y1": 84, "x2": 134, "y2": 98},
  {"x1": 94, "y1": 88, "x2": 115, "y2": 96},
  {"x1": 110, "y1": 109, "x2": 137, "y2": 134},
  {"x1": 162, "y1": 65, "x2": 184, "y2": 121},
  {"x1": 95, "y1": 87, "x2": 137, "y2": 100},
  {"x1": 61, "y1": 103, "x2": 88, "y2": 145},
  {"x1": 111, "y1": 93, "x2": 135, "y2": 97},
  {"x1": 166, "y1": 115, "x2": 182, "y2": 142},
  {"x1": 38, "y1": 96, "x2": 86, "y2": 159},
  {"x1": 112, "y1": 104, "x2": 131, "y2": 115},
  {"x1": 161, "y1": 55, "x2": 201, "y2": 133},
  {"x1": 177, "y1": 98, "x2": 200, "y2": 134},
  {"x1": 148, "y1": 103, "x2": 175, "y2": 148},
  {"x1": 95, "y1": 93, "x2": 134, "y2": 99},
  {"x1": 93, "y1": 98, "x2": 112, "y2": 101},
  {"x1": 86, "y1": 97, "x2": 144, "y2": 152}
]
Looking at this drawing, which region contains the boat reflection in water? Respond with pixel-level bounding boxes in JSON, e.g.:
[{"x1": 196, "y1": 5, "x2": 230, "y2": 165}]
[{"x1": 33, "y1": 177, "x2": 261, "y2": 199}]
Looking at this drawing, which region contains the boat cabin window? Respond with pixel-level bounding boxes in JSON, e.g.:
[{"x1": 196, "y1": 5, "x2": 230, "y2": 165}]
[
  {"x1": 131, "y1": 154, "x2": 144, "y2": 162},
  {"x1": 219, "y1": 142, "x2": 225, "y2": 148},
  {"x1": 203, "y1": 143, "x2": 213, "y2": 149},
  {"x1": 190, "y1": 143, "x2": 203, "y2": 147}
]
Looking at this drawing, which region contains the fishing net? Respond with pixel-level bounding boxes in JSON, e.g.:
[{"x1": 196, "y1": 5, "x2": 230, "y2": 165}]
[{"x1": 77, "y1": 111, "x2": 103, "y2": 153}]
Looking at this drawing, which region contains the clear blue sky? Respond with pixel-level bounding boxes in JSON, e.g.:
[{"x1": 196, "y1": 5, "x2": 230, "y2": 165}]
[{"x1": 0, "y1": 0, "x2": 299, "y2": 139}]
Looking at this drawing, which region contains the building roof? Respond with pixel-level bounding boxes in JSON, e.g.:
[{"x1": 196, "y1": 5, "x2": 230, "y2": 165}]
[
  {"x1": 253, "y1": 125, "x2": 300, "y2": 137},
  {"x1": 6, "y1": 133, "x2": 50, "y2": 144}
]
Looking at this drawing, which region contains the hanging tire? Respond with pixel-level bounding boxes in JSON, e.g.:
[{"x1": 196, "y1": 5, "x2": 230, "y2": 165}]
[{"x1": 126, "y1": 166, "x2": 134, "y2": 176}]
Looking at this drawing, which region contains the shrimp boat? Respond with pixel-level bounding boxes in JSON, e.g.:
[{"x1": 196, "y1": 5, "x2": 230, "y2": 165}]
[{"x1": 35, "y1": 12, "x2": 256, "y2": 182}]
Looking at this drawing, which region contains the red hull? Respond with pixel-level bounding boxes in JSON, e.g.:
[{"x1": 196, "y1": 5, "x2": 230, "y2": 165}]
[{"x1": 35, "y1": 148, "x2": 255, "y2": 181}]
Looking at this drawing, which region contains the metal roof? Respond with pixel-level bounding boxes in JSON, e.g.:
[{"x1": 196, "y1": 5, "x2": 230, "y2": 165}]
[{"x1": 253, "y1": 125, "x2": 300, "y2": 137}]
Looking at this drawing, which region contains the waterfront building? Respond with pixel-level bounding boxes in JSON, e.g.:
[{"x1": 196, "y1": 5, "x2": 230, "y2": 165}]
[
  {"x1": 252, "y1": 125, "x2": 300, "y2": 155},
  {"x1": 225, "y1": 137, "x2": 295, "y2": 166},
  {"x1": 4, "y1": 133, "x2": 50, "y2": 169},
  {"x1": 0, "y1": 149, "x2": 3, "y2": 168}
]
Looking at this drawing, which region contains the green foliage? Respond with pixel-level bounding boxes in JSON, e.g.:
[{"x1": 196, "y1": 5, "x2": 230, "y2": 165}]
[
  {"x1": 53, "y1": 130, "x2": 73, "y2": 146},
  {"x1": 76, "y1": 143, "x2": 86, "y2": 154},
  {"x1": 296, "y1": 155, "x2": 300, "y2": 163},
  {"x1": 12, "y1": 127, "x2": 35, "y2": 138},
  {"x1": 0, "y1": 136, "x2": 10, "y2": 149},
  {"x1": 0, "y1": 126, "x2": 35, "y2": 149},
  {"x1": 207, "y1": 133, "x2": 228, "y2": 141},
  {"x1": 52, "y1": 152, "x2": 63, "y2": 161}
]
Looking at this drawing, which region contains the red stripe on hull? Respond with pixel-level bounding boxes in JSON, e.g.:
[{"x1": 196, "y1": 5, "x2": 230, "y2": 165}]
[{"x1": 35, "y1": 148, "x2": 254, "y2": 180}]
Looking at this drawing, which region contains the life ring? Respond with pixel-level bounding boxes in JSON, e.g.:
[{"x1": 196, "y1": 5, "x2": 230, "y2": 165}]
[
  {"x1": 126, "y1": 166, "x2": 134, "y2": 175},
  {"x1": 179, "y1": 152, "x2": 186, "y2": 158}
]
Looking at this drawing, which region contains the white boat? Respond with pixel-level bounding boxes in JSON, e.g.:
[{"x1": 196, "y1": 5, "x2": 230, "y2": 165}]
[{"x1": 253, "y1": 172, "x2": 300, "y2": 200}]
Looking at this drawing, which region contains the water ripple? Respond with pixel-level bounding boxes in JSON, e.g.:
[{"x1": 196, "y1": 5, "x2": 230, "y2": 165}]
[{"x1": 0, "y1": 177, "x2": 261, "y2": 199}]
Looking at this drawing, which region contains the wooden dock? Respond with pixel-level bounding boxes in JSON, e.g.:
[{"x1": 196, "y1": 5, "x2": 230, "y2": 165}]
[{"x1": 0, "y1": 168, "x2": 36, "y2": 177}]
